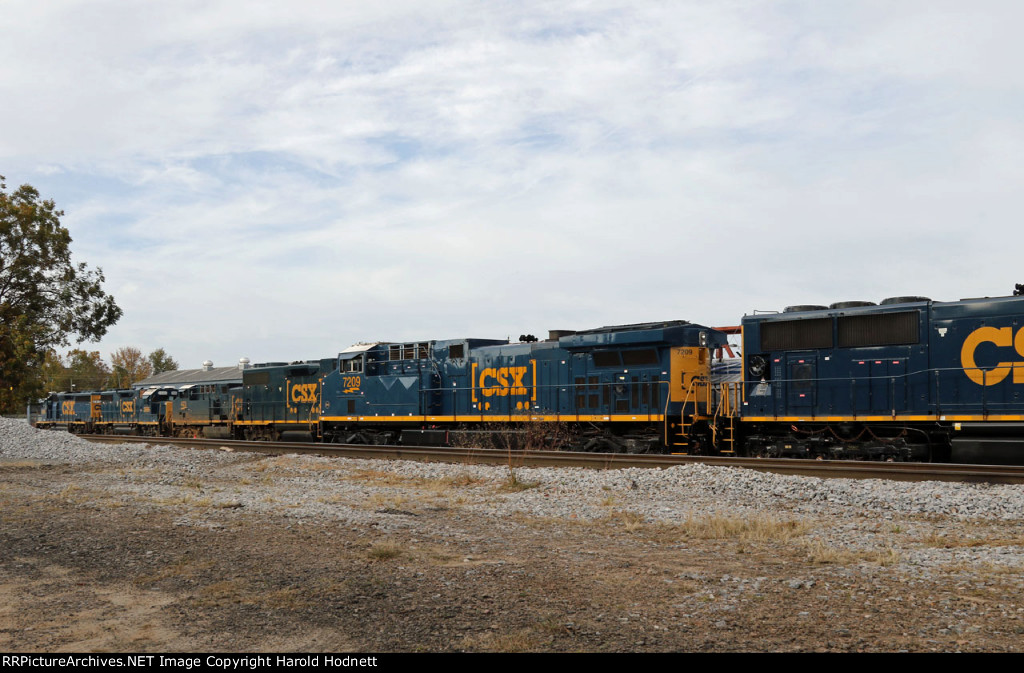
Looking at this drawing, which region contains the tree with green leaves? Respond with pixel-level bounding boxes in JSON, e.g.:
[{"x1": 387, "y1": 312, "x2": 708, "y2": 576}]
[
  {"x1": 36, "y1": 349, "x2": 112, "y2": 393},
  {"x1": 0, "y1": 176, "x2": 122, "y2": 411},
  {"x1": 147, "y1": 347, "x2": 179, "y2": 374},
  {"x1": 36, "y1": 348, "x2": 68, "y2": 395},
  {"x1": 65, "y1": 349, "x2": 111, "y2": 391}
]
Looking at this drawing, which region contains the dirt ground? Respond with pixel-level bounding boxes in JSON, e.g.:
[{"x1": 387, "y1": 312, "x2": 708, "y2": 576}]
[{"x1": 1, "y1": 456, "x2": 1023, "y2": 653}]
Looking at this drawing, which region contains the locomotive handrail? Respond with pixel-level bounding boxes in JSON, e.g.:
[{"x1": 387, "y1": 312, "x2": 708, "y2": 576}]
[
  {"x1": 416, "y1": 380, "x2": 668, "y2": 421},
  {"x1": 741, "y1": 362, "x2": 1021, "y2": 418},
  {"x1": 713, "y1": 381, "x2": 741, "y2": 420}
]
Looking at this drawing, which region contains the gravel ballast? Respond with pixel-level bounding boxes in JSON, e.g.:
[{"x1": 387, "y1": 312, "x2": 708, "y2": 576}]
[
  {"x1": 3, "y1": 416, "x2": 1024, "y2": 652},
  {"x1": 4, "y1": 417, "x2": 1024, "y2": 523}
]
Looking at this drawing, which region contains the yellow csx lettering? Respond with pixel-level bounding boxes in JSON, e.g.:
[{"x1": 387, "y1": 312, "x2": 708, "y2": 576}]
[
  {"x1": 961, "y1": 326, "x2": 1024, "y2": 386},
  {"x1": 121, "y1": 400, "x2": 135, "y2": 414},
  {"x1": 291, "y1": 383, "x2": 318, "y2": 404},
  {"x1": 62, "y1": 401, "x2": 76, "y2": 416},
  {"x1": 478, "y1": 366, "x2": 529, "y2": 397}
]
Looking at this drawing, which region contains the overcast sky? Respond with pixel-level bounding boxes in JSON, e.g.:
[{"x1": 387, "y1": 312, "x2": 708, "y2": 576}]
[{"x1": 3, "y1": 1, "x2": 1022, "y2": 369}]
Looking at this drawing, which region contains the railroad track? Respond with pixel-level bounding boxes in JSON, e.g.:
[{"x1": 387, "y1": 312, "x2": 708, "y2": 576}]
[{"x1": 77, "y1": 435, "x2": 1024, "y2": 484}]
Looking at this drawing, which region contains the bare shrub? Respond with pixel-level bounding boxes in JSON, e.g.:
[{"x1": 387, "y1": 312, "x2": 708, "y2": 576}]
[
  {"x1": 367, "y1": 541, "x2": 404, "y2": 561},
  {"x1": 448, "y1": 420, "x2": 576, "y2": 452}
]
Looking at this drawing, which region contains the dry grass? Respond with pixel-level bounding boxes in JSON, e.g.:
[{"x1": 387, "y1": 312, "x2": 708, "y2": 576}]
[
  {"x1": 213, "y1": 500, "x2": 244, "y2": 509},
  {"x1": 190, "y1": 573, "x2": 311, "y2": 610},
  {"x1": 677, "y1": 514, "x2": 811, "y2": 541},
  {"x1": 508, "y1": 511, "x2": 575, "y2": 529},
  {"x1": 192, "y1": 580, "x2": 311, "y2": 610},
  {"x1": 134, "y1": 557, "x2": 216, "y2": 586},
  {"x1": 586, "y1": 512, "x2": 813, "y2": 549},
  {"x1": 919, "y1": 531, "x2": 1024, "y2": 548},
  {"x1": 315, "y1": 494, "x2": 349, "y2": 505},
  {"x1": 349, "y1": 468, "x2": 487, "y2": 491},
  {"x1": 150, "y1": 491, "x2": 221, "y2": 507},
  {"x1": 367, "y1": 493, "x2": 409, "y2": 510},
  {"x1": 802, "y1": 540, "x2": 902, "y2": 566},
  {"x1": 291, "y1": 460, "x2": 343, "y2": 473},
  {"x1": 348, "y1": 468, "x2": 417, "y2": 486},
  {"x1": 262, "y1": 587, "x2": 304, "y2": 610},
  {"x1": 535, "y1": 616, "x2": 573, "y2": 636},
  {"x1": 803, "y1": 539, "x2": 861, "y2": 565},
  {"x1": 367, "y1": 541, "x2": 404, "y2": 561},
  {"x1": 435, "y1": 473, "x2": 488, "y2": 489},
  {"x1": 497, "y1": 469, "x2": 539, "y2": 493},
  {"x1": 968, "y1": 561, "x2": 1024, "y2": 576},
  {"x1": 0, "y1": 460, "x2": 46, "y2": 470},
  {"x1": 422, "y1": 549, "x2": 458, "y2": 566},
  {"x1": 460, "y1": 629, "x2": 542, "y2": 652},
  {"x1": 669, "y1": 579, "x2": 703, "y2": 594},
  {"x1": 599, "y1": 510, "x2": 648, "y2": 533},
  {"x1": 251, "y1": 458, "x2": 282, "y2": 473},
  {"x1": 193, "y1": 579, "x2": 247, "y2": 607}
]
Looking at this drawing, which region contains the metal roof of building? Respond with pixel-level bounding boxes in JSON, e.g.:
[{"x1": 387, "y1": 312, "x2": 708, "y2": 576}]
[{"x1": 133, "y1": 366, "x2": 244, "y2": 389}]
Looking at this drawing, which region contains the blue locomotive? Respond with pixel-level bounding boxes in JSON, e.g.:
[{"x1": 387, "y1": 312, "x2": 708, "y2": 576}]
[
  {"x1": 318, "y1": 320, "x2": 727, "y2": 452},
  {"x1": 739, "y1": 293, "x2": 1024, "y2": 462},
  {"x1": 38, "y1": 386, "x2": 180, "y2": 435},
  {"x1": 34, "y1": 320, "x2": 730, "y2": 454},
  {"x1": 32, "y1": 289, "x2": 1024, "y2": 462}
]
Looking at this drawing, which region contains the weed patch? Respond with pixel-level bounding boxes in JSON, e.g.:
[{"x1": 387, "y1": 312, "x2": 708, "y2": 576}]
[{"x1": 367, "y1": 541, "x2": 404, "y2": 561}]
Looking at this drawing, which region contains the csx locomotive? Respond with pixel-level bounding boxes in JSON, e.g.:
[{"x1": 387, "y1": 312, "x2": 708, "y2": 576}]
[
  {"x1": 36, "y1": 320, "x2": 729, "y2": 454},
  {"x1": 741, "y1": 292, "x2": 1024, "y2": 463},
  {"x1": 33, "y1": 290, "x2": 1024, "y2": 463}
]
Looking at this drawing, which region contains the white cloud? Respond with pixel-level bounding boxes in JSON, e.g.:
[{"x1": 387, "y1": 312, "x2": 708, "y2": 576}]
[{"x1": 3, "y1": 0, "x2": 1023, "y2": 368}]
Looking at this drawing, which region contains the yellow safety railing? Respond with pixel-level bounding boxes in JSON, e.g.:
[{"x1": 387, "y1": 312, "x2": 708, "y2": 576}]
[
  {"x1": 710, "y1": 381, "x2": 742, "y2": 453},
  {"x1": 676, "y1": 375, "x2": 712, "y2": 449}
]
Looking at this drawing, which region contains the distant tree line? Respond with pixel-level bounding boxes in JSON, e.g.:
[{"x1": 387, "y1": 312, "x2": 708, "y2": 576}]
[{"x1": 36, "y1": 346, "x2": 180, "y2": 396}]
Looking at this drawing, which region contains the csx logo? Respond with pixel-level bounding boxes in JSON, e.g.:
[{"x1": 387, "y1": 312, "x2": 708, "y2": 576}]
[
  {"x1": 290, "y1": 383, "x2": 318, "y2": 404},
  {"x1": 961, "y1": 325, "x2": 1024, "y2": 386},
  {"x1": 478, "y1": 366, "x2": 529, "y2": 396},
  {"x1": 121, "y1": 401, "x2": 135, "y2": 414},
  {"x1": 62, "y1": 401, "x2": 75, "y2": 416},
  {"x1": 471, "y1": 361, "x2": 535, "y2": 400}
]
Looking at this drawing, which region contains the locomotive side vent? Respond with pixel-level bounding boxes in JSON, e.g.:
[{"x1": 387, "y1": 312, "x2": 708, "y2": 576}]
[
  {"x1": 837, "y1": 311, "x2": 919, "y2": 348},
  {"x1": 760, "y1": 318, "x2": 833, "y2": 351}
]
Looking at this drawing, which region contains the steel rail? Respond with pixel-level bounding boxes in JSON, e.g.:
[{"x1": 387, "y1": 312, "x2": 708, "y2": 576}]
[{"x1": 75, "y1": 434, "x2": 1024, "y2": 484}]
